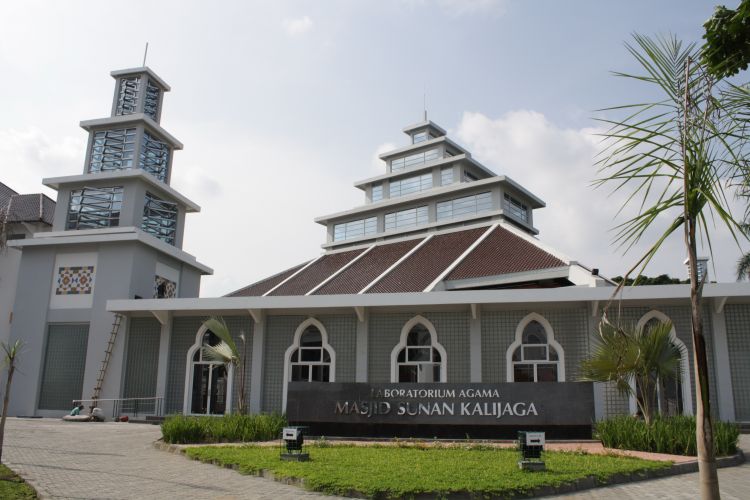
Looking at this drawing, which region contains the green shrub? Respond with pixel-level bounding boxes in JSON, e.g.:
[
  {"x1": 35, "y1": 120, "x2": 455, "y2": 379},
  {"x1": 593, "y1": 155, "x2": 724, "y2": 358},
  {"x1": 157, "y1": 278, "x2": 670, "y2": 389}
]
[
  {"x1": 161, "y1": 413, "x2": 286, "y2": 444},
  {"x1": 595, "y1": 415, "x2": 739, "y2": 456}
]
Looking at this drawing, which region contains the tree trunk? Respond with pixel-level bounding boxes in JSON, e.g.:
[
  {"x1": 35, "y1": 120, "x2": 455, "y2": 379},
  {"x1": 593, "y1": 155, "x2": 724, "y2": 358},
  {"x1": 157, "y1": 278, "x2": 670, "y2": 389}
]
[{"x1": 0, "y1": 362, "x2": 15, "y2": 464}]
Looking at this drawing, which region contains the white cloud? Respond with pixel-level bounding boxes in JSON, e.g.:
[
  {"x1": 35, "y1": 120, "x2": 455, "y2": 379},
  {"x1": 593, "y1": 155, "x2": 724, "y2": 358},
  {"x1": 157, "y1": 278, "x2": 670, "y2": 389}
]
[
  {"x1": 455, "y1": 110, "x2": 745, "y2": 282},
  {"x1": 371, "y1": 142, "x2": 395, "y2": 175},
  {"x1": 282, "y1": 16, "x2": 313, "y2": 36},
  {"x1": 0, "y1": 127, "x2": 84, "y2": 196},
  {"x1": 437, "y1": 0, "x2": 506, "y2": 16}
]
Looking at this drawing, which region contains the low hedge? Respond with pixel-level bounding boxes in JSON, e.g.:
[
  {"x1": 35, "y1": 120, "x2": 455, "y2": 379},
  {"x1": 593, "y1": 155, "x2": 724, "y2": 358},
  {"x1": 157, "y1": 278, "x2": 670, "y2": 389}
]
[
  {"x1": 161, "y1": 413, "x2": 286, "y2": 444},
  {"x1": 595, "y1": 415, "x2": 739, "y2": 456}
]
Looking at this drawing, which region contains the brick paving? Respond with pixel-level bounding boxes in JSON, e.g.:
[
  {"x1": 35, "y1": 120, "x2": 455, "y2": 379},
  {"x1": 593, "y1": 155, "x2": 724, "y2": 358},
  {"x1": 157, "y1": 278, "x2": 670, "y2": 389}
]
[
  {"x1": 549, "y1": 435, "x2": 750, "y2": 500},
  {"x1": 2, "y1": 417, "x2": 748, "y2": 499},
  {"x1": 2, "y1": 417, "x2": 336, "y2": 499}
]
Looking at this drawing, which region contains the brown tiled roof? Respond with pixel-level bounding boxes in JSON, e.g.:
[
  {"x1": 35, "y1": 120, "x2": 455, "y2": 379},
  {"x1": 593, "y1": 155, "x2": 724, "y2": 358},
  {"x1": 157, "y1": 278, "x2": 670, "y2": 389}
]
[
  {"x1": 366, "y1": 228, "x2": 486, "y2": 293},
  {"x1": 446, "y1": 225, "x2": 566, "y2": 281},
  {"x1": 314, "y1": 238, "x2": 423, "y2": 295},
  {"x1": 226, "y1": 262, "x2": 310, "y2": 297},
  {"x1": 268, "y1": 248, "x2": 366, "y2": 296}
]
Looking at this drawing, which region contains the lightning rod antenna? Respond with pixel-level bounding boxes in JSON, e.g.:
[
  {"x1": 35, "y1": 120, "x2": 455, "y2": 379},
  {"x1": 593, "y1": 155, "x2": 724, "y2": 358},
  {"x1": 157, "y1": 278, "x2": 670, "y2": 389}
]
[{"x1": 142, "y1": 42, "x2": 149, "y2": 67}]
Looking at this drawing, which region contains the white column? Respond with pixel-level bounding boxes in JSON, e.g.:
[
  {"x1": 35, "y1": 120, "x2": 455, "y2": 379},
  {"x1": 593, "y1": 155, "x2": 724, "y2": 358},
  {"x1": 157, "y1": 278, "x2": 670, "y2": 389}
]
[
  {"x1": 154, "y1": 313, "x2": 172, "y2": 415},
  {"x1": 355, "y1": 307, "x2": 368, "y2": 382},
  {"x1": 469, "y1": 304, "x2": 482, "y2": 383},
  {"x1": 711, "y1": 300, "x2": 735, "y2": 421},
  {"x1": 249, "y1": 317, "x2": 265, "y2": 414}
]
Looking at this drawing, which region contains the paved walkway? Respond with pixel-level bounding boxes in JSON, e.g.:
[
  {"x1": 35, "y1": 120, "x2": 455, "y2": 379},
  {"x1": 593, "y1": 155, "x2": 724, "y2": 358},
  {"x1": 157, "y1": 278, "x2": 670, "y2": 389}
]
[
  {"x1": 2, "y1": 418, "x2": 748, "y2": 499},
  {"x1": 3, "y1": 418, "x2": 337, "y2": 499},
  {"x1": 550, "y1": 435, "x2": 750, "y2": 499}
]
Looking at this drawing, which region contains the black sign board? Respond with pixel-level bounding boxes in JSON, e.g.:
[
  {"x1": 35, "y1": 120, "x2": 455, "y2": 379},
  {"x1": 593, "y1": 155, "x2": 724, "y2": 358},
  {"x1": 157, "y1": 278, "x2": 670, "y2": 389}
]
[{"x1": 286, "y1": 382, "x2": 594, "y2": 427}]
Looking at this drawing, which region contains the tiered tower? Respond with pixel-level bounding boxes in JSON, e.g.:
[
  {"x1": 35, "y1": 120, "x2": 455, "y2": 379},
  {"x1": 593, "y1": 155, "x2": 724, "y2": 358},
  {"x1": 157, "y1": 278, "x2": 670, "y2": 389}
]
[
  {"x1": 316, "y1": 120, "x2": 545, "y2": 249},
  {"x1": 8, "y1": 67, "x2": 211, "y2": 417}
]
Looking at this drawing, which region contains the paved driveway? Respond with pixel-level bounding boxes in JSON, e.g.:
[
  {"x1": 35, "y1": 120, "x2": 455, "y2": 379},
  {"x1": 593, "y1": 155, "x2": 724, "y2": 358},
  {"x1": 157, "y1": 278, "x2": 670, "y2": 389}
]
[
  {"x1": 3, "y1": 418, "x2": 335, "y2": 499},
  {"x1": 550, "y1": 434, "x2": 750, "y2": 500},
  {"x1": 3, "y1": 418, "x2": 748, "y2": 499}
]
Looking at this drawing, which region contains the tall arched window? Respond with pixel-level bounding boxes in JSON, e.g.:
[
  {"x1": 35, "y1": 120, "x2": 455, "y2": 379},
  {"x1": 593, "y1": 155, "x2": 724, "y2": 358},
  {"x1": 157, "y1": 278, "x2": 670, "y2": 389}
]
[
  {"x1": 282, "y1": 318, "x2": 336, "y2": 412},
  {"x1": 391, "y1": 316, "x2": 447, "y2": 383},
  {"x1": 183, "y1": 328, "x2": 233, "y2": 415},
  {"x1": 507, "y1": 313, "x2": 565, "y2": 382},
  {"x1": 631, "y1": 311, "x2": 693, "y2": 416}
]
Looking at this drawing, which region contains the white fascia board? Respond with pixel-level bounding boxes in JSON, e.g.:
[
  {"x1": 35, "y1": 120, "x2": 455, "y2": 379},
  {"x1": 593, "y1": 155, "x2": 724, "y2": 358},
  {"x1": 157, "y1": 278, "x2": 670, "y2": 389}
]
[
  {"x1": 79, "y1": 114, "x2": 183, "y2": 150},
  {"x1": 402, "y1": 120, "x2": 447, "y2": 135},
  {"x1": 322, "y1": 210, "x2": 505, "y2": 250},
  {"x1": 444, "y1": 266, "x2": 572, "y2": 290},
  {"x1": 354, "y1": 154, "x2": 470, "y2": 189},
  {"x1": 43, "y1": 170, "x2": 200, "y2": 213},
  {"x1": 316, "y1": 177, "x2": 506, "y2": 225},
  {"x1": 378, "y1": 136, "x2": 449, "y2": 160},
  {"x1": 353, "y1": 155, "x2": 497, "y2": 190},
  {"x1": 111, "y1": 66, "x2": 171, "y2": 91},
  {"x1": 10, "y1": 226, "x2": 213, "y2": 274},
  {"x1": 500, "y1": 176, "x2": 545, "y2": 209},
  {"x1": 106, "y1": 283, "x2": 750, "y2": 314}
]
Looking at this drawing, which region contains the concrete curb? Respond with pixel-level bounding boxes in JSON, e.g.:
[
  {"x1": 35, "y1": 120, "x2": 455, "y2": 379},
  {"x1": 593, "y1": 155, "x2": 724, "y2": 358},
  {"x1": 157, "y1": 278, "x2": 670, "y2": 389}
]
[{"x1": 154, "y1": 440, "x2": 746, "y2": 499}]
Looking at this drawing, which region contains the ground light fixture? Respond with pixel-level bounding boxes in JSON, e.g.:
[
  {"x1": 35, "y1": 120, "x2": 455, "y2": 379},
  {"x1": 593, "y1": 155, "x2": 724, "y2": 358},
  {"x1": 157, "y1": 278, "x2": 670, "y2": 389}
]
[
  {"x1": 280, "y1": 426, "x2": 309, "y2": 461},
  {"x1": 517, "y1": 431, "x2": 545, "y2": 471}
]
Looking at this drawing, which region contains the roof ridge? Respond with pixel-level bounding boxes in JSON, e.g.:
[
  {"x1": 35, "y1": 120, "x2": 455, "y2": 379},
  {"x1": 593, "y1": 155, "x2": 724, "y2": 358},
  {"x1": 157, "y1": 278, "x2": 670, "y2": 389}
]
[{"x1": 423, "y1": 223, "x2": 498, "y2": 292}]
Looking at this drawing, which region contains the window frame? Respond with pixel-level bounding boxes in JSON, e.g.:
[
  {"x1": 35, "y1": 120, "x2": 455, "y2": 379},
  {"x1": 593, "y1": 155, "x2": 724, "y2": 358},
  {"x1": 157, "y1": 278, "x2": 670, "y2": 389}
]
[
  {"x1": 390, "y1": 315, "x2": 447, "y2": 383},
  {"x1": 183, "y1": 327, "x2": 234, "y2": 416},
  {"x1": 506, "y1": 313, "x2": 565, "y2": 382},
  {"x1": 282, "y1": 318, "x2": 336, "y2": 412}
]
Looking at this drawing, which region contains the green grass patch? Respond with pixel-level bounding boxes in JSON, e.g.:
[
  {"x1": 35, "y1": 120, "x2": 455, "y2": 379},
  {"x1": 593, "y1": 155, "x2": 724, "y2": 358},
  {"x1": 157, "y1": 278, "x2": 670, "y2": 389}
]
[
  {"x1": 161, "y1": 413, "x2": 286, "y2": 444},
  {"x1": 0, "y1": 464, "x2": 37, "y2": 499},
  {"x1": 184, "y1": 443, "x2": 670, "y2": 498},
  {"x1": 595, "y1": 415, "x2": 739, "y2": 456}
]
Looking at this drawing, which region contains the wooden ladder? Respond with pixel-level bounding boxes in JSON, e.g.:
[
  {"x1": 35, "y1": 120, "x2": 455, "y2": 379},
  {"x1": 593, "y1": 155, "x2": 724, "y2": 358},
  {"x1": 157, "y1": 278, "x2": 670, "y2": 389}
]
[{"x1": 91, "y1": 313, "x2": 124, "y2": 406}]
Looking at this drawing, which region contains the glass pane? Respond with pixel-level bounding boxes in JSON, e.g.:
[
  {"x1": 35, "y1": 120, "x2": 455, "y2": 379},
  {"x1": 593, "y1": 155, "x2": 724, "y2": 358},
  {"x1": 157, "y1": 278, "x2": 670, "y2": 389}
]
[
  {"x1": 407, "y1": 325, "x2": 431, "y2": 346},
  {"x1": 301, "y1": 327, "x2": 322, "y2": 346},
  {"x1": 419, "y1": 363, "x2": 436, "y2": 382},
  {"x1": 432, "y1": 348, "x2": 441, "y2": 362},
  {"x1": 397, "y1": 349, "x2": 406, "y2": 362},
  {"x1": 522, "y1": 321, "x2": 547, "y2": 344},
  {"x1": 549, "y1": 348, "x2": 559, "y2": 361},
  {"x1": 537, "y1": 364, "x2": 558, "y2": 382},
  {"x1": 513, "y1": 364, "x2": 534, "y2": 382},
  {"x1": 291, "y1": 350, "x2": 299, "y2": 362},
  {"x1": 301, "y1": 348, "x2": 322, "y2": 362},
  {"x1": 512, "y1": 347, "x2": 521, "y2": 362},
  {"x1": 408, "y1": 347, "x2": 431, "y2": 362},
  {"x1": 398, "y1": 365, "x2": 418, "y2": 383},
  {"x1": 311, "y1": 364, "x2": 330, "y2": 382},
  {"x1": 523, "y1": 345, "x2": 547, "y2": 361},
  {"x1": 433, "y1": 364, "x2": 441, "y2": 382},
  {"x1": 142, "y1": 192, "x2": 178, "y2": 245},
  {"x1": 323, "y1": 350, "x2": 331, "y2": 362},
  {"x1": 191, "y1": 364, "x2": 209, "y2": 414},
  {"x1": 291, "y1": 364, "x2": 309, "y2": 382},
  {"x1": 202, "y1": 331, "x2": 221, "y2": 347},
  {"x1": 209, "y1": 365, "x2": 227, "y2": 414}
]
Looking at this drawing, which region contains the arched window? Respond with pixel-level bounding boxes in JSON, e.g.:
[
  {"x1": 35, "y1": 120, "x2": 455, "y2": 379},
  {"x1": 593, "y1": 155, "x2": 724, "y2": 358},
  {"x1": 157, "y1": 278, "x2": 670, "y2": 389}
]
[
  {"x1": 282, "y1": 318, "x2": 336, "y2": 412},
  {"x1": 390, "y1": 316, "x2": 447, "y2": 383},
  {"x1": 289, "y1": 325, "x2": 332, "y2": 382},
  {"x1": 507, "y1": 313, "x2": 565, "y2": 382},
  {"x1": 183, "y1": 328, "x2": 233, "y2": 415},
  {"x1": 631, "y1": 311, "x2": 693, "y2": 416}
]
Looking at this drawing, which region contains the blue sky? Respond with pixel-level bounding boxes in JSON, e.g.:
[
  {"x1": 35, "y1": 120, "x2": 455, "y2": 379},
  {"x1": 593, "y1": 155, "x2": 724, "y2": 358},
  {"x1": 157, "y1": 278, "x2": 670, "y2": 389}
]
[{"x1": 1, "y1": 0, "x2": 743, "y2": 297}]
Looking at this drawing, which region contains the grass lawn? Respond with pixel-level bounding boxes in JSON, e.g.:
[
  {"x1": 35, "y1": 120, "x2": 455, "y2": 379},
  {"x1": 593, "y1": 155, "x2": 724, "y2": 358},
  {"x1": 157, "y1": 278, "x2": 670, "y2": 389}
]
[
  {"x1": 0, "y1": 464, "x2": 37, "y2": 499},
  {"x1": 185, "y1": 443, "x2": 671, "y2": 498}
]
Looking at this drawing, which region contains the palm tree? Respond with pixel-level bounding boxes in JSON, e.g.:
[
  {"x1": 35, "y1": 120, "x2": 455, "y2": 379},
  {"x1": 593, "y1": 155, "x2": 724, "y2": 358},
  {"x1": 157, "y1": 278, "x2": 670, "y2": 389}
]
[
  {"x1": 0, "y1": 340, "x2": 23, "y2": 463},
  {"x1": 595, "y1": 34, "x2": 750, "y2": 498},
  {"x1": 201, "y1": 317, "x2": 248, "y2": 415},
  {"x1": 581, "y1": 320, "x2": 681, "y2": 425}
]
